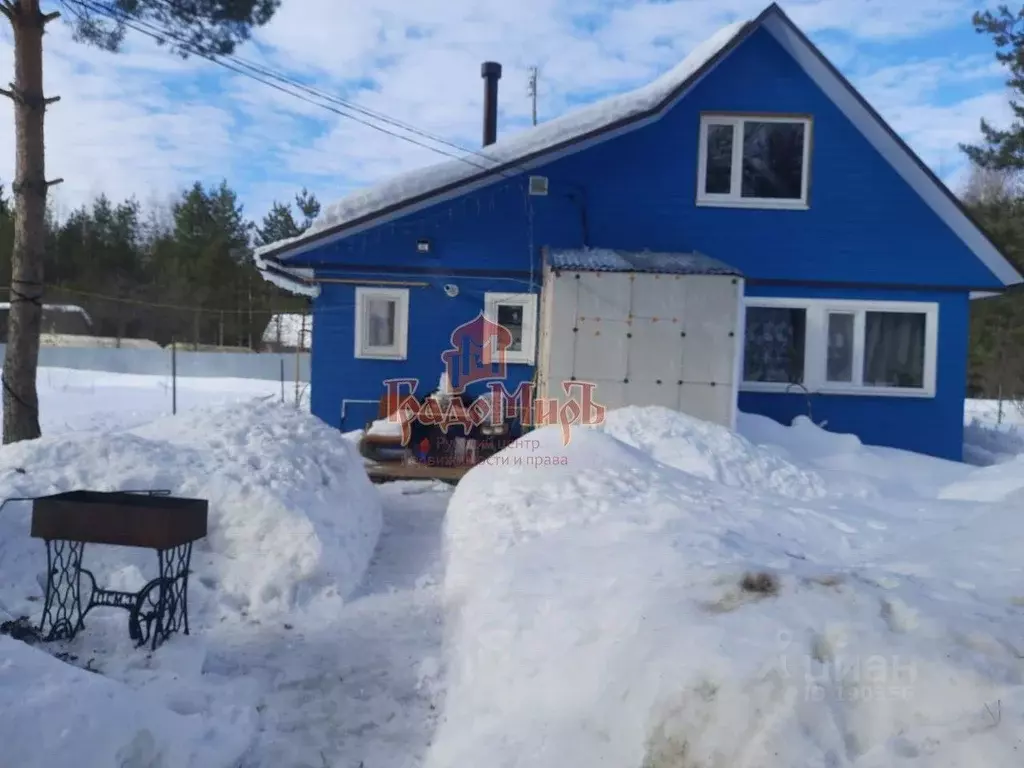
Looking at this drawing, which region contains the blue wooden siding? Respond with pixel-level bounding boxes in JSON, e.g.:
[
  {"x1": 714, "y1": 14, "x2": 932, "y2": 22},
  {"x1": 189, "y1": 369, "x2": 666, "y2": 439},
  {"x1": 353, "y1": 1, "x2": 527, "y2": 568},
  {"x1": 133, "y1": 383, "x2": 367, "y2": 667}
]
[
  {"x1": 298, "y1": 23, "x2": 985, "y2": 457},
  {"x1": 740, "y1": 285, "x2": 968, "y2": 461},
  {"x1": 312, "y1": 277, "x2": 536, "y2": 432},
  {"x1": 527, "y1": 25, "x2": 1003, "y2": 288}
]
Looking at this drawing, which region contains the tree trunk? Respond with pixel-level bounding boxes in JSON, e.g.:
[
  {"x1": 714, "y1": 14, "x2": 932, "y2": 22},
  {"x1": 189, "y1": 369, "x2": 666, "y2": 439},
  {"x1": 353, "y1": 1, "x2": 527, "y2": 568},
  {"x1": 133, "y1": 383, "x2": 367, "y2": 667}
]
[{"x1": 3, "y1": 0, "x2": 52, "y2": 443}]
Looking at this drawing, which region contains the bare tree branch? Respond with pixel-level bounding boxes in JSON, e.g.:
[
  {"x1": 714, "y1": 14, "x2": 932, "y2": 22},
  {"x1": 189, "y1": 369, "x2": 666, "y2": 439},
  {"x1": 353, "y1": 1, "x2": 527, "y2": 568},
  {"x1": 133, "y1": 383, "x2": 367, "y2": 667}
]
[{"x1": 41, "y1": 10, "x2": 60, "y2": 25}]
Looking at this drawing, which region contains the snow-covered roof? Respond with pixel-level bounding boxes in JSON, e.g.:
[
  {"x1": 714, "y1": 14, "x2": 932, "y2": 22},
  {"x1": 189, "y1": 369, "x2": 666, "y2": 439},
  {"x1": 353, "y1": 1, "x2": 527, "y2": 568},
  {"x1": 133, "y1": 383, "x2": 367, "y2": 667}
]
[
  {"x1": 262, "y1": 313, "x2": 313, "y2": 348},
  {"x1": 548, "y1": 248, "x2": 742, "y2": 276},
  {"x1": 257, "y1": 0, "x2": 1022, "y2": 294},
  {"x1": 253, "y1": 258, "x2": 320, "y2": 298},
  {"x1": 255, "y1": 17, "x2": 752, "y2": 263},
  {"x1": 0, "y1": 302, "x2": 94, "y2": 325}
]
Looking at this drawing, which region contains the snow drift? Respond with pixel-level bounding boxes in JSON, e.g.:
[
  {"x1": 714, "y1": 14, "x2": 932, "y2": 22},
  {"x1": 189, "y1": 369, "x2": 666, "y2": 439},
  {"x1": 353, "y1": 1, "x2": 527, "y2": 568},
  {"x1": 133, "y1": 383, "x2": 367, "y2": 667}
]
[
  {"x1": 0, "y1": 400, "x2": 382, "y2": 624},
  {"x1": 431, "y1": 407, "x2": 1024, "y2": 767},
  {"x1": 0, "y1": 400, "x2": 383, "y2": 767},
  {"x1": 0, "y1": 636, "x2": 253, "y2": 768}
]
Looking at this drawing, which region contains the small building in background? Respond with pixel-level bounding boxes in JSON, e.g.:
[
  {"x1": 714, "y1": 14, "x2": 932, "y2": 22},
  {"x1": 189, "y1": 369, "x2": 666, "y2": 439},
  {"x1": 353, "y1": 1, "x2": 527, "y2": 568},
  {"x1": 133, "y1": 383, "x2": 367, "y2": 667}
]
[
  {"x1": 0, "y1": 303, "x2": 162, "y2": 349},
  {"x1": 0, "y1": 302, "x2": 94, "y2": 340},
  {"x1": 262, "y1": 313, "x2": 312, "y2": 352}
]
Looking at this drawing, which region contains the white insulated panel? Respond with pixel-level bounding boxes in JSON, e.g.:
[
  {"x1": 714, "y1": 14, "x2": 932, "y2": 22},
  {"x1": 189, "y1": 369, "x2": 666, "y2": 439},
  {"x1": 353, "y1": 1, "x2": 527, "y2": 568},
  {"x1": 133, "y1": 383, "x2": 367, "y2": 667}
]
[
  {"x1": 679, "y1": 382, "x2": 733, "y2": 425},
  {"x1": 625, "y1": 380, "x2": 679, "y2": 410},
  {"x1": 681, "y1": 274, "x2": 740, "y2": 385},
  {"x1": 626, "y1": 315, "x2": 684, "y2": 382},
  {"x1": 631, "y1": 273, "x2": 687, "y2": 319},
  {"x1": 585, "y1": 380, "x2": 626, "y2": 412},
  {"x1": 576, "y1": 272, "x2": 632, "y2": 321},
  {"x1": 537, "y1": 268, "x2": 740, "y2": 429},
  {"x1": 573, "y1": 316, "x2": 630, "y2": 381},
  {"x1": 538, "y1": 272, "x2": 579, "y2": 399}
]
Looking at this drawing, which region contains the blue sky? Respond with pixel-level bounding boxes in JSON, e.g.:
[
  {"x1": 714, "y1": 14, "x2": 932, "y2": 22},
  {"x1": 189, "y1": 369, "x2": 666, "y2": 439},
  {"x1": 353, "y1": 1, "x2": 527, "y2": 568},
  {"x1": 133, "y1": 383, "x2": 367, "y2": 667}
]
[{"x1": 0, "y1": 0, "x2": 1013, "y2": 225}]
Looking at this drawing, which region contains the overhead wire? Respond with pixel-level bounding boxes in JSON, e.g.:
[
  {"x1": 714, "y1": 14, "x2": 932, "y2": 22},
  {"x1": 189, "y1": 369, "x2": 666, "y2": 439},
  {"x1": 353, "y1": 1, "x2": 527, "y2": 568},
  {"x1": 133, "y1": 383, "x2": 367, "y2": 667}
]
[{"x1": 69, "y1": 0, "x2": 527, "y2": 179}]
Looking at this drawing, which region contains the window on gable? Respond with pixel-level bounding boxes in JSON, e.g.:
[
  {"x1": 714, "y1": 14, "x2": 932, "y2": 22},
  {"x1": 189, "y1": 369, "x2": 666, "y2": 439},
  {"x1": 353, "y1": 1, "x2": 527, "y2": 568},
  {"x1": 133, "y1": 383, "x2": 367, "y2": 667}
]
[
  {"x1": 484, "y1": 292, "x2": 538, "y2": 365},
  {"x1": 698, "y1": 115, "x2": 811, "y2": 209},
  {"x1": 741, "y1": 299, "x2": 938, "y2": 397},
  {"x1": 355, "y1": 286, "x2": 409, "y2": 359}
]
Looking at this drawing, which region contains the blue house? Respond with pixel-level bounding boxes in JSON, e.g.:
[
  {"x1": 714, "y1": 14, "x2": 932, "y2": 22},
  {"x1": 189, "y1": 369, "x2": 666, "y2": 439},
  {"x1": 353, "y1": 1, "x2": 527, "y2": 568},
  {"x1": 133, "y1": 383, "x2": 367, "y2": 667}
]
[{"x1": 255, "y1": 2, "x2": 1022, "y2": 461}]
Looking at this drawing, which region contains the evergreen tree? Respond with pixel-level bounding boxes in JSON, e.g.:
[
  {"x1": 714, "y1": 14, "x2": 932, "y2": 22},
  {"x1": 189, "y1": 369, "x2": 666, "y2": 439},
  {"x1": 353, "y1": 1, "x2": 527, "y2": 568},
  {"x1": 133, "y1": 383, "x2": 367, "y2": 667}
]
[
  {"x1": 255, "y1": 188, "x2": 321, "y2": 245},
  {"x1": 962, "y1": 6, "x2": 1024, "y2": 168}
]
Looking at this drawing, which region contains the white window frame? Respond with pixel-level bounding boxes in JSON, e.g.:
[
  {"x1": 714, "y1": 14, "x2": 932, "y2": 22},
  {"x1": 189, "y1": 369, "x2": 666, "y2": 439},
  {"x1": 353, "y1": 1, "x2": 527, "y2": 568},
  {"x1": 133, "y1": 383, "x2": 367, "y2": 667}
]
[
  {"x1": 696, "y1": 114, "x2": 812, "y2": 210},
  {"x1": 354, "y1": 286, "x2": 409, "y2": 360},
  {"x1": 483, "y1": 292, "x2": 538, "y2": 365},
  {"x1": 740, "y1": 297, "x2": 938, "y2": 398}
]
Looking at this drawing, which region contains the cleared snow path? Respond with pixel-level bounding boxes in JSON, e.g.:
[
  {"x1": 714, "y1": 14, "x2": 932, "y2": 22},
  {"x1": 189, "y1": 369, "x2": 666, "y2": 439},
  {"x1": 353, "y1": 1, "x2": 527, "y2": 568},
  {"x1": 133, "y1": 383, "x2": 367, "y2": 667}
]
[{"x1": 230, "y1": 480, "x2": 450, "y2": 768}]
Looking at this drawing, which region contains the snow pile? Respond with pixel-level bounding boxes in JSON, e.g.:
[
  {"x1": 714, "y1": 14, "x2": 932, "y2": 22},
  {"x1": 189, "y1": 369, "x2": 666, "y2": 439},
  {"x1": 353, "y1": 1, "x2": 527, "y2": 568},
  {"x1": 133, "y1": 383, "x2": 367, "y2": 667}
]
[
  {"x1": 600, "y1": 406, "x2": 828, "y2": 500},
  {"x1": 256, "y1": 19, "x2": 749, "y2": 260},
  {"x1": 962, "y1": 399, "x2": 1024, "y2": 465},
  {"x1": 0, "y1": 636, "x2": 252, "y2": 767},
  {"x1": 430, "y1": 408, "x2": 1024, "y2": 767},
  {"x1": 0, "y1": 400, "x2": 382, "y2": 624}
]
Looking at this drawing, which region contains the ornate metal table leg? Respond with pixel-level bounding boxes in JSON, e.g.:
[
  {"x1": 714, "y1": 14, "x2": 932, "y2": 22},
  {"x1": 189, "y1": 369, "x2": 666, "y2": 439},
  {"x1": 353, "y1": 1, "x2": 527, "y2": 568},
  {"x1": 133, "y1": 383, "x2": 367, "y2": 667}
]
[
  {"x1": 132, "y1": 542, "x2": 193, "y2": 650},
  {"x1": 159, "y1": 542, "x2": 193, "y2": 644},
  {"x1": 39, "y1": 539, "x2": 86, "y2": 641}
]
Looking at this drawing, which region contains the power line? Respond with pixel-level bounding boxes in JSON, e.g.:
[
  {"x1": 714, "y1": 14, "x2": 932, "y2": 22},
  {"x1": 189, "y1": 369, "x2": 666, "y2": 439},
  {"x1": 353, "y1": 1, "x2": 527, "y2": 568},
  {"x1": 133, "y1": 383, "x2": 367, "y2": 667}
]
[{"x1": 72, "y1": 0, "x2": 526, "y2": 179}]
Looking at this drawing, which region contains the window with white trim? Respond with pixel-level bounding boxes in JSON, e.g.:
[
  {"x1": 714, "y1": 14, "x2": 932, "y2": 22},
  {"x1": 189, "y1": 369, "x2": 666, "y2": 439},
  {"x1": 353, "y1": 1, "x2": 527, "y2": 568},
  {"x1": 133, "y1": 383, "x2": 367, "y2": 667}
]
[
  {"x1": 697, "y1": 114, "x2": 812, "y2": 209},
  {"x1": 483, "y1": 292, "x2": 538, "y2": 364},
  {"x1": 354, "y1": 286, "x2": 409, "y2": 359},
  {"x1": 741, "y1": 298, "x2": 938, "y2": 397}
]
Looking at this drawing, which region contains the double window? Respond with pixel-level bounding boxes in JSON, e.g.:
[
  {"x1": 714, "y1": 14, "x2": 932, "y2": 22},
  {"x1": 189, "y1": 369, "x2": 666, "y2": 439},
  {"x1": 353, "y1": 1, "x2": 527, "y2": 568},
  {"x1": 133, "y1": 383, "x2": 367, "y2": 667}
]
[
  {"x1": 698, "y1": 114, "x2": 812, "y2": 209},
  {"x1": 742, "y1": 298, "x2": 938, "y2": 397}
]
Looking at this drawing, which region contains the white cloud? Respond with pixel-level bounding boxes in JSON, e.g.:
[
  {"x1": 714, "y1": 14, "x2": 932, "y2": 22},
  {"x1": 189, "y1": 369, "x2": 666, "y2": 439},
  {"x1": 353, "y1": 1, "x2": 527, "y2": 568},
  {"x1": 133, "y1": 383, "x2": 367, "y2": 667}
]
[{"x1": 0, "y1": 0, "x2": 1009, "y2": 222}]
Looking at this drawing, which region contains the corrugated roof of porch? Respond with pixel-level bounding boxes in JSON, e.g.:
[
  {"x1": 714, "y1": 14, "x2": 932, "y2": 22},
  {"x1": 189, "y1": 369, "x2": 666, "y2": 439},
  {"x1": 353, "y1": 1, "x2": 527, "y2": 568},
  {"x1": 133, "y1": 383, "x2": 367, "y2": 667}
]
[{"x1": 547, "y1": 248, "x2": 742, "y2": 276}]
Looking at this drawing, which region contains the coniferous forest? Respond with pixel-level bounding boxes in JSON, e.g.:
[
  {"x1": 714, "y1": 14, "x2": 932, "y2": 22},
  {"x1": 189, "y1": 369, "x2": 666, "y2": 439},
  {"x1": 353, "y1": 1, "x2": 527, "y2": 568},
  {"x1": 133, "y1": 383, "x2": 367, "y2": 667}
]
[{"x1": 0, "y1": 181, "x2": 316, "y2": 349}]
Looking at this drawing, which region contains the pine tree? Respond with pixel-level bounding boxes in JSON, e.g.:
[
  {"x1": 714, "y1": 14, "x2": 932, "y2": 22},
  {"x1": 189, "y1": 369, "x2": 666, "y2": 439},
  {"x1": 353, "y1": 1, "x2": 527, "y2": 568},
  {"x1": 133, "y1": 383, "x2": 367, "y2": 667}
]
[
  {"x1": 961, "y1": 6, "x2": 1024, "y2": 169},
  {"x1": 255, "y1": 188, "x2": 321, "y2": 245},
  {"x1": 0, "y1": 0, "x2": 279, "y2": 443}
]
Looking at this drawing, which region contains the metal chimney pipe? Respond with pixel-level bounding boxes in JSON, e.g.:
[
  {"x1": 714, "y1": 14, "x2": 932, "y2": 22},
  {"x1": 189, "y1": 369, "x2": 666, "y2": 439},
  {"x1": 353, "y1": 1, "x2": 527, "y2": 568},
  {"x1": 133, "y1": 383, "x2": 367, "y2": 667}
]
[{"x1": 481, "y1": 61, "x2": 502, "y2": 147}]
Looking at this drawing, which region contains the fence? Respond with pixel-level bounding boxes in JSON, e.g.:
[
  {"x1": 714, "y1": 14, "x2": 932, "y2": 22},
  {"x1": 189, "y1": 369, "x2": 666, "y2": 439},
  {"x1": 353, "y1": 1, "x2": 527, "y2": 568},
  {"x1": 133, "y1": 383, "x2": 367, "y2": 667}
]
[
  {"x1": 23, "y1": 344, "x2": 310, "y2": 382},
  {"x1": 0, "y1": 285, "x2": 312, "y2": 352}
]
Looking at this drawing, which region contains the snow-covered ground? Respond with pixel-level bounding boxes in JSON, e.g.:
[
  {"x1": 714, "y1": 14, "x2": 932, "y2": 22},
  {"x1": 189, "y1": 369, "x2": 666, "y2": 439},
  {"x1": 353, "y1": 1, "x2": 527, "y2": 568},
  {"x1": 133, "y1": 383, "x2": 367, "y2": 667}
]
[
  {"x1": 0, "y1": 369, "x2": 435, "y2": 767},
  {"x1": 432, "y1": 408, "x2": 1024, "y2": 767},
  {"x1": 32, "y1": 367, "x2": 293, "y2": 434},
  {"x1": 3, "y1": 369, "x2": 1024, "y2": 766},
  {"x1": 964, "y1": 398, "x2": 1024, "y2": 466}
]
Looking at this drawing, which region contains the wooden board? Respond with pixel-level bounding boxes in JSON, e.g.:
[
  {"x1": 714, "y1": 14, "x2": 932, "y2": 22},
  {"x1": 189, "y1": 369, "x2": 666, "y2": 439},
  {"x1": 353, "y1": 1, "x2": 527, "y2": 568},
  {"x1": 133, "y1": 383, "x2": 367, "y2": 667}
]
[
  {"x1": 31, "y1": 491, "x2": 208, "y2": 549},
  {"x1": 364, "y1": 461, "x2": 469, "y2": 484}
]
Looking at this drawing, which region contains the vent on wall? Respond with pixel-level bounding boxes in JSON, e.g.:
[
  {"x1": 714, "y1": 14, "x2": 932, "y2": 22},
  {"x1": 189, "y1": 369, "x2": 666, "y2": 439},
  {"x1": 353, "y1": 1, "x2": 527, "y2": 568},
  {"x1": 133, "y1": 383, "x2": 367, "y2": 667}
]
[{"x1": 528, "y1": 176, "x2": 549, "y2": 196}]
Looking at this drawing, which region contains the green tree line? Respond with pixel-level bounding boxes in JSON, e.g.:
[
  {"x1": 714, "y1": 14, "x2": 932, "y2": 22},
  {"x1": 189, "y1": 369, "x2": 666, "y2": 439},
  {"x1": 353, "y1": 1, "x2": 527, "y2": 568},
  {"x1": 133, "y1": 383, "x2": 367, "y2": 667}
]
[
  {"x1": 0, "y1": 180, "x2": 315, "y2": 349},
  {"x1": 963, "y1": 6, "x2": 1024, "y2": 401}
]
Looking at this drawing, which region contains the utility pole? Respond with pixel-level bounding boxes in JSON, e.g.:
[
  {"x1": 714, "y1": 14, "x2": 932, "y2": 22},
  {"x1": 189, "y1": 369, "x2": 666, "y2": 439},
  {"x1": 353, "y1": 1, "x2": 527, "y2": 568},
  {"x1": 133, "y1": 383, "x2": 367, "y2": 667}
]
[{"x1": 527, "y1": 66, "x2": 538, "y2": 126}]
